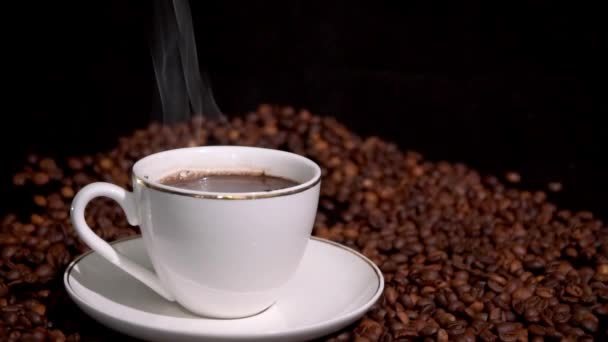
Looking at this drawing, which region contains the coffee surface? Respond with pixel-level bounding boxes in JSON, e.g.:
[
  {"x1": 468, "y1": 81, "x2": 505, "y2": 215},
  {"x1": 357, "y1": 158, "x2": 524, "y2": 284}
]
[{"x1": 159, "y1": 171, "x2": 299, "y2": 192}]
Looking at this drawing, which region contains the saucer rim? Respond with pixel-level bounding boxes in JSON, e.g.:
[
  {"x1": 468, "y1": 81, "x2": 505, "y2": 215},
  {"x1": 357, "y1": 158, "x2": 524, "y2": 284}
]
[{"x1": 64, "y1": 235, "x2": 384, "y2": 340}]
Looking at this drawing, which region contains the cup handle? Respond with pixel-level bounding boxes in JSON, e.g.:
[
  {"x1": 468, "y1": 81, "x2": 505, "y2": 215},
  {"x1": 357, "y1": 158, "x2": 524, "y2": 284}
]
[{"x1": 70, "y1": 182, "x2": 175, "y2": 302}]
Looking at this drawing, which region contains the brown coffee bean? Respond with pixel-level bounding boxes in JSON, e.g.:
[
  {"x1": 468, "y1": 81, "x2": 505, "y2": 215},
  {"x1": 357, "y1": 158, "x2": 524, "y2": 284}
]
[
  {"x1": 448, "y1": 300, "x2": 465, "y2": 313},
  {"x1": 48, "y1": 330, "x2": 67, "y2": 342},
  {"x1": 455, "y1": 331, "x2": 476, "y2": 342},
  {"x1": 0, "y1": 233, "x2": 18, "y2": 245},
  {"x1": 489, "y1": 274, "x2": 507, "y2": 285},
  {"x1": 525, "y1": 258, "x2": 545, "y2": 270},
  {"x1": 18, "y1": 314, "x2": 33, "y2": 329},
  {"x1": 389, "y1": 321, "x2": 404, "y2": 333},
  {"x1": 30, "y1": 214, "x2": 44, "y2": 225},
  {"x1": 25, "y1": 236, "x2": 39, "y2": 247},
  {"x1": 371, "y1": 308, "x2": 387, "y2": 322},
  {"x1": 394, "y1": 326, "x2": 417, "y2": 338},
  {"x1": 505, "y1": 172, "x2": 521, "y2": 183},
  {"x1": 356, "y1": 318, "x2": 383, "y2": 339},
  {"x1": 33, "y1": 195, "x2": 47, "y2": 207},
  {"x1": 22, "y1": 300, "x2": 45, "y2": 317},
  {"x1": 565, "y1": 284, "x2": 583, "y2": 297},
  {"x1": 509, "y1": 260, "x2": 523, "y2": 275},
  {"x1": 60, "y1": 186, "x2": 75, "y2": 198},
  {"x1": 468, "y1": 301, "x2": 484, "y2": 314},
  {"x1": 594, "y1": 264, "x2": 608, "y2": 281},
  {"x1": 547, "y1": 182, "x2": 563, "y2": 192},
  {"x1": 13, "y1": 172, "x2": 28, "y2": 185},
  {"x1": 396, "y1": 311, "x2": 409, "y2": 325},
  {"x1": 47, "y1": 195, "x2": 64, "y2": 210},
  {"x1": 32, "y1": 172, "x2": 50, "y2": 185},
  {"x1": 498, "y1": 323, "x2": 523, "y2": 342},
  {"x1": 25, "y1": 311, "x2": 44, "y2": 326},
  {"x1": 385, "y1": 287, "x2": 398, "y2": 305},
  {"x1": 479, "y1": 329, "x2": 497, "y2": 342},
  {"x1": 39, "y1": 158, "x2": 56, "y2": 170},
  {"x1": 553, "y1": 304, "x2": 571, "y2": 323},
  {"x1": 400, "y1": 294, "x2": 415, "y2": 309},
  {"x1": 436, "y1": 329, "x2": 448, "y2": 342},
  {"x1": 419, "y1": 325, "x2": 438, "y2": 336},
  {"x1": 535, "y1": 286, "x2": 553, "y2": 298},
  {"x1": 20, "y1": 329, "x2": 46, "y2": 342},
  {"x1": 493, "y1": 292, "x2": 511, "y2": 311},
  {"x1": 34, "y1": 264, "x2": 54, "y2": 280},
  {"x1": 512, "y1": 287, "x2": 533, "y2": 302},
  {"x1": 593, "y1": 303, "x2": 608, "y2": 315},
  {"x1": 525, "y1": 307, "x2": 541, "y2": 322},
  {"x1": 67, "y1": 157, "x2": 84, "y2": 170},
  {"x1": 574, "y1": 310, "x2": 599, "y2": 333},
  {"x1": 1, "y1": 245, "x2": 19, "y2": 260},
  {"x1": 99, "y1": 158, "x2": 114, "y2": 170},
  {"x1": 2, "y1": 311, "x2": 18, "y2": 325},
  {"x1": 0, "y1": 283, "x2": 9, "y2": 298},
  {"x1": 447, "y1": 320, "x2": 467, "y2": 336},
  {"x1": 528, "y1": 324, "x2": 545, "y2": 336},
  {"x1": 487, "y1": 280, "x2": 504, "y2": 293}
]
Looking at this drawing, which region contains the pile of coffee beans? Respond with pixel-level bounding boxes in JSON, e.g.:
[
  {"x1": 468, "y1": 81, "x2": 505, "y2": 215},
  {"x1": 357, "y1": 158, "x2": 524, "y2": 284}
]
[{"x1": 2, "y1": 105, "x2": 608, "y2": 341}]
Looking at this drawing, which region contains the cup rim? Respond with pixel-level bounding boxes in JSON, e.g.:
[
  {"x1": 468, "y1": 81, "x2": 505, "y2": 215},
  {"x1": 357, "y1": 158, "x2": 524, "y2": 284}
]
[{"x1": 132, "y1": 146, "x2": 322, "y2": 200}]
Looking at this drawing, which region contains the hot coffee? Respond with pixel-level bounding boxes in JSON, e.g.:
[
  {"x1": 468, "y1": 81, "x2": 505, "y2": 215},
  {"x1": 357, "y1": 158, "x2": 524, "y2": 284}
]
[
  {"x1": 159, "y1": 170, "x2": 299, "y2": 193},
  {"x1": 71, "y1": 146, "x2": 322, "y2": 317}
]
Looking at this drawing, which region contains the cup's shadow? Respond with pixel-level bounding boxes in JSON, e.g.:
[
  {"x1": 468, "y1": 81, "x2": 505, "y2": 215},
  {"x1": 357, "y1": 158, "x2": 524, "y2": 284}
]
[
  {"x1": 71, "y1": 263, "x2": 278, "y2": 320},
  {"x1": 68, "y1": 238, "x2": 286, "y2": 326},
  {"x1": 70, "y1": 262, "x2": 196, "y2": 318}
]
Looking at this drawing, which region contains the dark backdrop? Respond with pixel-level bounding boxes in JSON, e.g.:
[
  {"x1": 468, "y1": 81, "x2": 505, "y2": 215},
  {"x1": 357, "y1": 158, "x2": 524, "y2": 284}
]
[{"x1": 4, "y1": 1, "x2": 606, "y2": 217}]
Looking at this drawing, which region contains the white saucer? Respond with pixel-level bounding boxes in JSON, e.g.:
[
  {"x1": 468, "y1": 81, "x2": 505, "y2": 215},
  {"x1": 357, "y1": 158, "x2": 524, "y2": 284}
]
[{"x1": 64, "y1": 236, "x2": 383, "y2": 342}]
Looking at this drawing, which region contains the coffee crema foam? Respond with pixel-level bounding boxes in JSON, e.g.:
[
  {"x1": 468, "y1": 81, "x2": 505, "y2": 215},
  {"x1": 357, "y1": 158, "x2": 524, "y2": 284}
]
[{"x1": 158, "y1": 170, "x2": 299, "y2": 193}]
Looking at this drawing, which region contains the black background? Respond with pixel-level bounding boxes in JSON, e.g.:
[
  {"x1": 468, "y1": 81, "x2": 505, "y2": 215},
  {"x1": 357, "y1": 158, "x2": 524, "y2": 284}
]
[{"x1": 4, "y1": 1, "x2": 607, "y2": 217}]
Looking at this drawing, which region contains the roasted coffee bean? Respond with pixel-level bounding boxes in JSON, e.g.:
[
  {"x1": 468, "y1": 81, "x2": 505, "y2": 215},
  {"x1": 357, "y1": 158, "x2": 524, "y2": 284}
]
[
  {"x1": 535, "y1": 286, "x2": 554, "y2": 299},
  {"x1": 22, "y1": 300, "x2": 45, "y2": 317},
  {"x1": 479, "y1": 329, "x2": 498, "y2": 342},
  {"x1": 20, "y1": 329, "x2": 46, "y2": 342},
  {"x1": 1, "y1": 245, "x2": 19, "y2": 260},
  {"x1": 593, "y1": 303, "x2": 608, "y2": 315},
  {"x1": 447, "y1": 320, "x2": 467, "y2": 336},
  {"x1": 512, "y1": 287, "x2": 533, "y2": 302},
  {"x1": 48, "y1": 329, "x2": 67, "y2": 342},
  {"x1": 385, "y1": 286, "x2": 398, "y2": 305},
  {"x1": 525, "y1": 307, "x2": 541, "y2": 323},
  {"x1": 436, "y1": 329, "x2": 448, "y2": 342},
  {"x1": 34, "y1": 264, "x2": 54, "y2": 280},
  {"x1": 60, "y1": 187, "x2": 75, "y2": 199},
  {"x1": 566, "y1": 284, "x2": 583, "y2": 297},
  {"x1": 25, "y1": 311, "x2": 44, "y2": 326},
  {"x1": 2, "y1": 312, "x2": 18, "y2": 325},
  {"x1": 0, "y1": 283, "x2": 9, "y2": 298},
  {"x1": 32, "y1": 172, "x2": 50, "y2": 185},
  {"x1": 580, "y1": 318, "x2": 599, "y2": 333},
  {"x1": 528, "y1": 324, "x2": 546, "y2": 336},
  {"x1": 13, "y1": 173, "x2": 27, "y2": 186},
  {"x1": 33, "y1": 195, "x2": 47, "y2": 207},
  {"x1": 496, "y1": 322, "x2": 522, "y2": 342},
  {"x1": 548, "y1": 182, "x2": 563, "y2": 192},
  {"x1": 595, "y1": 264, "x2": 608, "y2": 281},
  {"x1": 419, "y1": 325, "x2": 438, "y2": 336},
  {"x1": 553, "y1": 304, "x2": 572, "y2": 323},
  {"x1": 505, "y1": 172, "x2": 521, "y2": 183}
]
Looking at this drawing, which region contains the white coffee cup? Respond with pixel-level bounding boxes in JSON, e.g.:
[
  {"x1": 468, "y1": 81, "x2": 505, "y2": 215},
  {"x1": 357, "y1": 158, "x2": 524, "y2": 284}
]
[{"x1": 70, "y1": 146, "x2": 321, "y2": 318}]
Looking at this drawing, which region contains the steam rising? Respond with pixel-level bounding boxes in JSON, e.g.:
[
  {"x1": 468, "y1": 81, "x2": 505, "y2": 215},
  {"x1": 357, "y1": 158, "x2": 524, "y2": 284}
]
[{"x1": 151, "y1": 0, "x2": 223, "y2": 123}]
